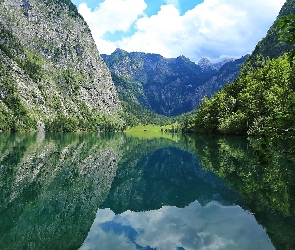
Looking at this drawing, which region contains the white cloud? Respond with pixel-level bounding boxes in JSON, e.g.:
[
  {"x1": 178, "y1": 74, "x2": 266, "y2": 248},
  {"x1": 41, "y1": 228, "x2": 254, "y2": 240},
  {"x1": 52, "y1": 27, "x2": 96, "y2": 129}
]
[
  {"x1": 118, "y1": 5, "x2": 184, "y2": 57},
  {"x1": 78, "y1": 0, "x2": 147, "y2": 54},
  {"x1": 78, "y1": 0, "x2": 285, "y2": 61}
]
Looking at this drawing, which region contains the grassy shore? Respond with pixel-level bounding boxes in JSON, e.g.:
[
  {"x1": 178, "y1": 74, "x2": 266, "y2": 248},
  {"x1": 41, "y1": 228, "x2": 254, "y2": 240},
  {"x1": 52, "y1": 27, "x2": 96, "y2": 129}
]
[{"x1": 124, "y1": 123, "x2": 181, "y2": 140}]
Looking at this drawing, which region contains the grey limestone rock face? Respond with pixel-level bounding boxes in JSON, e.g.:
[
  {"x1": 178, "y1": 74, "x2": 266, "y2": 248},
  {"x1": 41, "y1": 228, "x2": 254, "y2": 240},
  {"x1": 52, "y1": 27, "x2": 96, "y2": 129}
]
[{"x1": 0, "y1": 0, "x2": 121, "y2": 129}]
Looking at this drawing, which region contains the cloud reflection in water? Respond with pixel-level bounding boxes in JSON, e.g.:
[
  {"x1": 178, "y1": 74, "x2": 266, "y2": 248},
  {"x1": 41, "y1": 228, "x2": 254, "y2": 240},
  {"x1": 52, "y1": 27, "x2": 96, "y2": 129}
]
[{"x1": 80, "y1": 200, "x2": 274, "y2": 250}]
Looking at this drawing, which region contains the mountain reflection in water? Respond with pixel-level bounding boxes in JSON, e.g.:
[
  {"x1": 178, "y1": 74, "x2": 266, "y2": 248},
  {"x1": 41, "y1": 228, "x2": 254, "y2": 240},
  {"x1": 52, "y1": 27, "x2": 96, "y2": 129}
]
[{"x1": 0, "y1": 132, "x2": 294, "y2": 249}]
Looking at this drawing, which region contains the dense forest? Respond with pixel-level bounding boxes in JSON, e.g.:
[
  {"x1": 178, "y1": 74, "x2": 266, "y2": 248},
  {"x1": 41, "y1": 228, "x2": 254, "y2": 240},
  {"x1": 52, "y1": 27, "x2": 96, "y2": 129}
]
[{"x1": 182, "y1": 55, "x2": 295, "y2": 136}]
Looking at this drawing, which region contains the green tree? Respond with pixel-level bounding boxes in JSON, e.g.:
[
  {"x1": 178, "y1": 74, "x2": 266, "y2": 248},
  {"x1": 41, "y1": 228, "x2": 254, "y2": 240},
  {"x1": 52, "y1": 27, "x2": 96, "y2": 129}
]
[{"x1": 278, "y1": 13, "x2": 295, "y2": 60}]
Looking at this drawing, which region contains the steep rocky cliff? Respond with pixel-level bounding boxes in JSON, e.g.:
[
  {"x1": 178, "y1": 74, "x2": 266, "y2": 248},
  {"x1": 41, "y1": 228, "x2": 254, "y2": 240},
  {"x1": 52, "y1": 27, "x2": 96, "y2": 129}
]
[
  {"x1": 102, "y1": 49, "x2": 246, "y2": 116},
  {"x1": 0, "y1": 0, "x2": 122, "y2": 131}
]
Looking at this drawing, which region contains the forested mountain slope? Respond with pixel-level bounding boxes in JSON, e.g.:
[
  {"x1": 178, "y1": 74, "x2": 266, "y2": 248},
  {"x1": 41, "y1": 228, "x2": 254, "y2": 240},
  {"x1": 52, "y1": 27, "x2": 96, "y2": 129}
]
[
  {"x1": 0, "y1": 0, "x2": 122, "y2": 131},
  {"x1": 102, "y1": 49, "x2": 246, "y2": 116},
  {"x1": 111, "y1": 72, "x2": 173, "y2": 126},
  {"x1": 183, "y1": 0, "x2": 295, "y2": 136}
]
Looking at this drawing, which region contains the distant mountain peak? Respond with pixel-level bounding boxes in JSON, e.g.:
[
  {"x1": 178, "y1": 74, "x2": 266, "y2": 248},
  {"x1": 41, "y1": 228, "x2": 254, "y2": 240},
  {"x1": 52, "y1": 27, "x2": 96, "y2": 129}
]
[
  {"x1": 175, "y1": 55, "x2": 195, "y2": 64},
  {"x1": 177, "y1": 55, "x2": 189, "y2": 60},
  {"x1": 198, "y1": 57, "x2": 211, "y2": 64},
  {"x1": 112, "y1": 48, "x2": 129, "y2": 56},
  {"x1": 197, "y1": 57, "x2": 216, "y2": 71}
]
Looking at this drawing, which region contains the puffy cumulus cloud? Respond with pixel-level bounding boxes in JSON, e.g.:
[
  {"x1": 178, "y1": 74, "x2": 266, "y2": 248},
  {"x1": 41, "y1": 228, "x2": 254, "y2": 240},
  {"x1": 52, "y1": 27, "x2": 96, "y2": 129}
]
[
  {"x1": 118, "y1": 5, "x2": 185, "y2": 57},
  {"x1": 80, "y1": 200, "x2": 274, "y2": 249},
  {"x1": 118, "y1": 0, "x2": 285, "y2": 61},
  {"x1": 78, "y1": 0, "x2": 147, "y2": 54},
  {"x1": 78, "y1": 0, "x2": 285, "y2": 61}
]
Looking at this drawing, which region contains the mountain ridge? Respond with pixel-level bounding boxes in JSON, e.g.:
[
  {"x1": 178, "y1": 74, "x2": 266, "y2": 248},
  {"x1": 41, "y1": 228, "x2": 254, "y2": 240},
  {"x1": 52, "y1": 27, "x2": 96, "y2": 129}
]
[{"x1": 102, "y1": 49, "x2": 246, "y2": 116}]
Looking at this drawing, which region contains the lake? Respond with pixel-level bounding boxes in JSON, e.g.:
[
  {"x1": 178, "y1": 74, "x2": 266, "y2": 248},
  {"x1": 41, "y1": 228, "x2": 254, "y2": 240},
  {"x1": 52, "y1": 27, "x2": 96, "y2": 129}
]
[{"x1": 0, "y1": 132, "x2": 294, "y2": 249}]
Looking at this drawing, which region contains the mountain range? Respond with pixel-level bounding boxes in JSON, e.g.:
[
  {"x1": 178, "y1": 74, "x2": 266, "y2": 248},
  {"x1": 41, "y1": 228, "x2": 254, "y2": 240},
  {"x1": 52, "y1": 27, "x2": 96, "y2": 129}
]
[
  {"x1": 0, "y1": 0, "x2": 293, "y2": 131},
  {"x1": 102, "y1": 50, "x2": 247, "y2": 116}
]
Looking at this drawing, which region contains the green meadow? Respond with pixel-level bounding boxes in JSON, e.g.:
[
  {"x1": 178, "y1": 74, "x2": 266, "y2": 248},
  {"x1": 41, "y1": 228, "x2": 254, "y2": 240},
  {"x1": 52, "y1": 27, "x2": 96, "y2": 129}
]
[{"x1": 124, "y1": 123, "x2": 181, "y2": 140}]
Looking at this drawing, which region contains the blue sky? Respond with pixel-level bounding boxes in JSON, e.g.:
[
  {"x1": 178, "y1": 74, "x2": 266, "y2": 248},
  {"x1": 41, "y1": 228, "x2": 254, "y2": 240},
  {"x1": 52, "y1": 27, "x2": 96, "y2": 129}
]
[
  {"x1": 71, "y1": 0, "x2": 285, "y2": 62},
  {"x1": 72, "y1": 0, "x2": 204, "y2": 16}
]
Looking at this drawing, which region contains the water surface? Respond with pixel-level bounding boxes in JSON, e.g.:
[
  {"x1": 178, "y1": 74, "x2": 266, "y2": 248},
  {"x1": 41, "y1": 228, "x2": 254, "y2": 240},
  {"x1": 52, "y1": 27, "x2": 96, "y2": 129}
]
[{"x1": 0, "y1": 132, "x2": 294, "y2": 249}]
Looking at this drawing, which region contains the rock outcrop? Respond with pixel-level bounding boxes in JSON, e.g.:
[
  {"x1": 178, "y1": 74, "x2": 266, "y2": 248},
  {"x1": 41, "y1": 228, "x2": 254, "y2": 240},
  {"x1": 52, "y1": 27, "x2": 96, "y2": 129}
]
[{"x1": 0, "y1": 0, "x2": 122, "y2": 131}]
